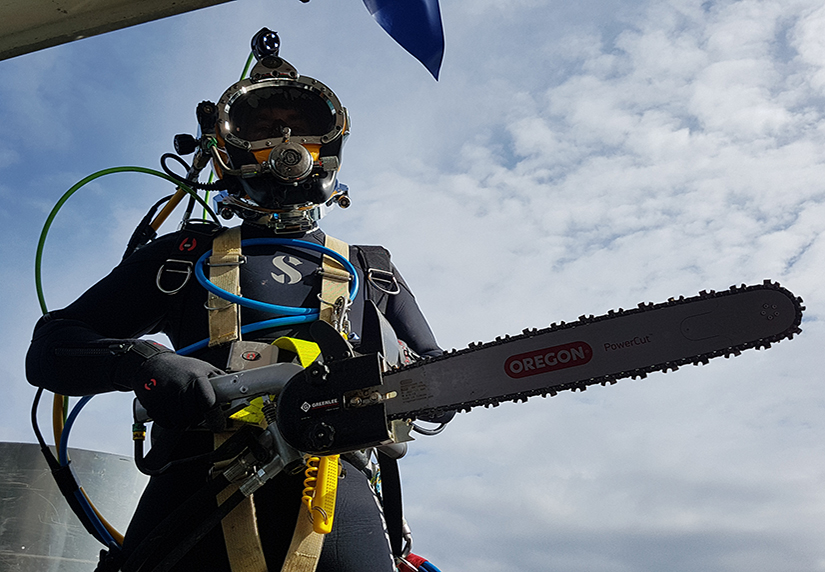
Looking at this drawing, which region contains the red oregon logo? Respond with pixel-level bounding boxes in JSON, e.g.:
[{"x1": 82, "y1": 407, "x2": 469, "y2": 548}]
[{"x1": 504, "y1": 342, "x2": 593, "y2": 378}]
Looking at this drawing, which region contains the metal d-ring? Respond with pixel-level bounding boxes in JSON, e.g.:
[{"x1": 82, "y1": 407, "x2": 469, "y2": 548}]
[
  {"x1": 156, "y1": 259, "x2": 193, "y2": 295},
  {"x1": 367, "y1": 268, "x2": 400, "y2": 295}
]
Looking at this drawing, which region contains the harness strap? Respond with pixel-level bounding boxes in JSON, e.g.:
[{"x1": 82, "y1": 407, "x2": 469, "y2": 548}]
[
  {"x1": 208, "y1": 232, "x2": 352, "y2": 572},
  {"x1": 208, "y1": 226, "x2": 242, "y2": 347},
  {"x1": 319, "y1": 235, "x2": 351, "y2": 330},
  {"x1": 207, "y1": 226, "x2": 265, "y2": 572},
  {"x1": 281, "y1": 234, "x2": 351, "y2": 572},
  {"x1": 377, "y1": 450, "x2": 405, "y2": 557},
  {"x1": 216, "y1": 433, "x2": 269, "y2": 572},
  {"x1": 354, "y1": 245, "x2": 398, "y2": 315},
  {"x1": 350, "y1": 245, "x2": 411, "y2": 561},
  {"x1": 280, "y1": 514, "x2": 326, "y2": 572}
]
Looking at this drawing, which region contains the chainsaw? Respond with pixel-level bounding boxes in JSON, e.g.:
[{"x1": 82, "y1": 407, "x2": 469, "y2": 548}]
[
  {"x1": 185, "y1": 279, "x2": 804, "y2": 455},
  {"x1": 127, "y1": 279, "x2": 803, "y2": 571}
]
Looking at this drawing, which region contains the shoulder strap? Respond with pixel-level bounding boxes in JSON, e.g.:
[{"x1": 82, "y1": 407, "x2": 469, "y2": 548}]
[
  {"x1": 377, "y1": 449, "x2": 406, "y2": 558},
  {"x1": 207, "y1": 226, "x2": 243, "y2": 347},
  {"x1": 353, "y1": 245, "x2": 410, "y2": 562},
  {"x1": 318, "y1": 234, "x2": 352, "y2": 330},
  {"x1": 353, "y1": 245, "x2": 399, "y2": 314},
  {"x1": 155, "y1": 220, "x2": 222, "y2": 295},
  {"x1": 206, "y1": 226, "x2": 266, "y2": 572},
  {"x1": 280, "y1": 234, "x2": 352, "y2": 572}
]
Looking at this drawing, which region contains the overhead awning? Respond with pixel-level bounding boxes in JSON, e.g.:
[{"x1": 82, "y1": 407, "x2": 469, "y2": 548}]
[{"x1": 0, "y1": 0, "x2": 235, "y2": 61}]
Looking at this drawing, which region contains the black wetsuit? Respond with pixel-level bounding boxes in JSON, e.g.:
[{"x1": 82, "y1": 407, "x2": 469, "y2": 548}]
[{"x1": 26, "y1": 221, "x2": 441, "y2": 571}]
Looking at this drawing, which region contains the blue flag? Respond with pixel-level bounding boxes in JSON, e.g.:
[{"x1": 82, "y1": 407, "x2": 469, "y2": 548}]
[{"x1": 362, "y1": 0, "x2": 445, "y2": 80}]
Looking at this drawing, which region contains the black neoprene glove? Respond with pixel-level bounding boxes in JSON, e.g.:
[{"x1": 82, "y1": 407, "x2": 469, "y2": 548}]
[{"x1": 132, "y1": 352, "x2": 224, "y2": 430}]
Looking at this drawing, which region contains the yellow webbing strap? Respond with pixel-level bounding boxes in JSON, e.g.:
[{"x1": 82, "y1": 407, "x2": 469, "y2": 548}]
[
  {"x1": 281, "y1": 234, "x2": 350, "y2": 572},
  {"x1": 273, "y1": 337, "x2": 323, "y2": 368},
  {"x1": 208, "y1": 226, "x2": 242, "y2": 347},
  {"x1": 209, "y1": 226, "x2": 263, "y2": 572},
  {"x1": 318, "y1": 235, "x2": 351, "y2": 327},
  {"x1": 216, "y1": 433, "x2": 268, "y2": 572}
]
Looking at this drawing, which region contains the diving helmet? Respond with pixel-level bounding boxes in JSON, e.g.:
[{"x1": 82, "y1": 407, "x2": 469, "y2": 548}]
[{"x1": 209, "y1": 29, "x2": 350, "y2": 232}]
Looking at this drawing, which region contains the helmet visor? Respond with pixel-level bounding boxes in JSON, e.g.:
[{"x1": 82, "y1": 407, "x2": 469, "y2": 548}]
[{"x1": 227, "y1": 85, "x2": 336, "y2": 142}]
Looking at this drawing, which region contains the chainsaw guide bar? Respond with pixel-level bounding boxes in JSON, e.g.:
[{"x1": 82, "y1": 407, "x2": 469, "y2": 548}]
[{"x1": 380, "y1": 280, "x2": 804, "y2": 420}]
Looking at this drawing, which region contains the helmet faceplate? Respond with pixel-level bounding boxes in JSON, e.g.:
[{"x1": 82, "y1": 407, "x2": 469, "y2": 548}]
[{"x1": 213, "y1": 56, "x2": 349, "y2": 230}]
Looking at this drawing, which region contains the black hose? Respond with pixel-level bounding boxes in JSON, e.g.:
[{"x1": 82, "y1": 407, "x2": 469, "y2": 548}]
[
  {"x1": 411, "y1": 421, "x2": 448, "y2": 436},
  {"x1": 134, "y1": 424, "x2": 263, "y2": 476},
  {"x1": 30, "y1": 388, "x2": 48, "y2": 448},
  {"x1": 133, "y1": 438, "x2": 216, "y2": 476},
  {"x1": 30, "y1": 388, "x2": 116, "y2": 546},
  {"x1": 160, "y1": 153, "x2": 231, "y2": 191},
  {"x1": 121, "y1": 473, "x2": 232, "y2": 572},
  {"x1": 122, "y1": 195, "x2": 172, "y2": 259},
  {"x1": 160, "y1": 153, "x2": 191, "y2": 181},
  {"x1": 147, "y1": 487, "x2": 248, "y2": 572}
]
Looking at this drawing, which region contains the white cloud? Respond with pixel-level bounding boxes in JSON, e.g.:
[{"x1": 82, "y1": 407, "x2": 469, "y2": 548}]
[{"x1": 794, "y1": 4, "x2": 825, "y2": 90}]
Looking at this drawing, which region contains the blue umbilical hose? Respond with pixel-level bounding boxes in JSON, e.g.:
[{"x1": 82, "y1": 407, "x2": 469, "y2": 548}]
[{"x1": 58, "y1": 395, "x2": 119, "y2": 549}]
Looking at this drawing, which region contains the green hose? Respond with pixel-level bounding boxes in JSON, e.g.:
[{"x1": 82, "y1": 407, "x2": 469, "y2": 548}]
[
  {"x1": 240, "y1": 51, "x2": 255, "y2": 80},
  {"x1": 34, "y1": 166, "x2": 215, "y2": 314}
]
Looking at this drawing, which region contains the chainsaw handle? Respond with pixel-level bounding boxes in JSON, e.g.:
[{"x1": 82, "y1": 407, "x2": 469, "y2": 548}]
[
  {"x1": 133, "y1": 362, "x2": 305, "y2": 423},
  {"x1": 210, "y1": 362, "x2": 304, "y2": 403}
]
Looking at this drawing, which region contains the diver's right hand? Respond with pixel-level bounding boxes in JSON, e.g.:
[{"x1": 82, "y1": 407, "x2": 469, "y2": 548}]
[{"x1": 131, "y1": 352, "x2": 224, "y2": 430}]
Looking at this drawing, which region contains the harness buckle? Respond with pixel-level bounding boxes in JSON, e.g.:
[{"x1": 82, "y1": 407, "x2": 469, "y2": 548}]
[
  {"x1": 318, "y1": 294, "x2": 353, "y2": 336},
  {"x1": 314, "y1": 266, "x2": 352, "y2": 282},
  {"x1": 205, "y1": 255, "x2": 247, "y2": 268}
]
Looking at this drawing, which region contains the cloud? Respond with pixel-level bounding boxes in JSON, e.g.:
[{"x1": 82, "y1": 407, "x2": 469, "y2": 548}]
[
  {"x1": 3, "y1": 0, "x2": 825, "y2": 570},
  {"x1": 794, "y1": 4, "x2": 825, "y2": 90}
]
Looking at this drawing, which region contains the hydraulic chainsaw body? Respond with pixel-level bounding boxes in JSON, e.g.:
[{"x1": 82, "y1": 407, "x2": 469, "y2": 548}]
[{"x1": 197, "y1": 280, "x2": 803, "y2": 456}]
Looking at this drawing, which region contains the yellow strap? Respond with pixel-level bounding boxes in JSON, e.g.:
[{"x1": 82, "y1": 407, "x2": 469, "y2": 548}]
[
  {"x1": 216, "y1": 433, "x2": 268, "y2": 572},
  {"x1": 208, "y1": 226, "x2": 242, "y2": 347},
  {"x1": 282, "y1": 235, "x2": 351, "y2": 572},
  {"x1": 272, "y1": 337, "x2": 322, "y2": 368},
  {"x1": 281, "y1": 507, "x2": 325, "y2": 572},
  {"x1": 318, "y1": 235, "x2": 350, "y2": 327}
]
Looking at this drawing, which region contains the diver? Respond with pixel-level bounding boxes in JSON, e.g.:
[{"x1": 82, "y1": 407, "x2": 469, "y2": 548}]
[{"x1": 26, "y1": 29, "x2": 444, "y2": 572}]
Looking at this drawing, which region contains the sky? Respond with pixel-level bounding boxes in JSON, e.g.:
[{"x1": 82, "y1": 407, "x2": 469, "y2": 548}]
[{"x1": 2, "y1": 0, "x2": 825, "y2": 570}]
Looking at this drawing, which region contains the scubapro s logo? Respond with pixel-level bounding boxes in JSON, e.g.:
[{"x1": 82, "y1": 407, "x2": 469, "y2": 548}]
[{"x1": 271, "y1": 255, "x2": 303, "y2": 285}]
